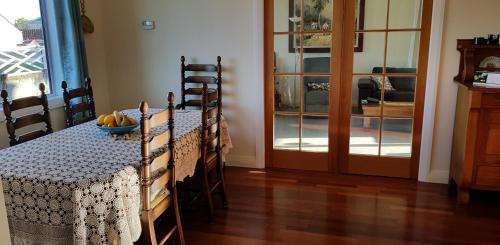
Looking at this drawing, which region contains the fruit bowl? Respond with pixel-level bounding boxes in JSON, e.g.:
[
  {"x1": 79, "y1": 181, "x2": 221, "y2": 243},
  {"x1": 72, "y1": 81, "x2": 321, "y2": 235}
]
[
  {"x1": 96, "y1": 111, "x2": 139, "y2": 135},
  {"x1": 97, "y1": 123, "x2": 139, "y2": 135}
]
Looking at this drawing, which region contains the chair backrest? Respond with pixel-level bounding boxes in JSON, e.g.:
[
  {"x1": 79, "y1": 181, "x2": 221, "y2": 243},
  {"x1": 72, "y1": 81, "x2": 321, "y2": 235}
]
[
  {"x1": 200, "y1": 83, "x2": 222, "y2": 158},
  {"x1": 62, "y1": 77, "x2": 96, "y2": 127},
  {"x1": 179, "y1": 56, "x2": 222, "y2": 109},
  {"x1": 303, "y1": 57, "x2": 330, "y2": 73},
  {"x1": 140, "y1": 92, "x2": 175, "y2": 213},
  {"x1": 1, "y1": 83, "x2": 53, "y2": 146},
  {"x1": 371, "y1": 67, "x2": 416, "y2": 91}
]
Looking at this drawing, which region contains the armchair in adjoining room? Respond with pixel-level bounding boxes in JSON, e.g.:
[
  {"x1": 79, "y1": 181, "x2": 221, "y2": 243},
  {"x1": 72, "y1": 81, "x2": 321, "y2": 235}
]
[
  {"x1": 357, "y1": 67, "x2": 416, "y2": 111},
  {"x1": 303, "y1": 57, "x2": 330, "y2": 113}
]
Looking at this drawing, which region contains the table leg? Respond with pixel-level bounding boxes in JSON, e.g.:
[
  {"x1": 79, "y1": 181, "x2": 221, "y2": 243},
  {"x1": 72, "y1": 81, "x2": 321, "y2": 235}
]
[{"x1": 363, "y1": 117, "x2": 371, "y2": 128}]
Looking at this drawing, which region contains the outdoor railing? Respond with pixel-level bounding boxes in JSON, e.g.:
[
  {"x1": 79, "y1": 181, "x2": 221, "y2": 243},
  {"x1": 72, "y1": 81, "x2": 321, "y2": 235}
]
[{"x1": 0, "y1": 46, "x2": 50, "y2": 99}]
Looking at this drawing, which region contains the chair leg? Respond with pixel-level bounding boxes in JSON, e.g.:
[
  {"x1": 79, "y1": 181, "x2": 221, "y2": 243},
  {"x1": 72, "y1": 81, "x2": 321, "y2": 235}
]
[
  {"x1": 217, "y1": 157, "x2": 229, "y2": 208},
  {"x1": 172, "y1": 187, "x2": 186, "y2": 245},
  {"x1": 202, "y1": 167, "x2": 216, "y2": 223},
  {"x1": 177, "y1": 181, "x2": 188, "y2": 209},
  {"x1": 140, "y1": 212, "x2": 157, "y2": 245}
]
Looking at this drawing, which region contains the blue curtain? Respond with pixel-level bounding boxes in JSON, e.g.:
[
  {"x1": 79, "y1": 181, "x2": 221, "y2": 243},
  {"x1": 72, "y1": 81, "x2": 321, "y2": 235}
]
[{"x1": 46, "y1": 0, "x2": 88, "y2": 88}]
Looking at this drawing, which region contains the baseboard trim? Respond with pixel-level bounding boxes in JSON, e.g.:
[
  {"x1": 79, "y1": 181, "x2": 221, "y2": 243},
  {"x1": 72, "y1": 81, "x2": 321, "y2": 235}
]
[
  {"x1": 225, "y1": 155, "x2": 260, "y2": 168},
  {"x1": 226, "y1": 155, "x2": 450, "y2": 183},
  {"x1": 426, "y1": 169, "x2": 449, "y2": 184}
]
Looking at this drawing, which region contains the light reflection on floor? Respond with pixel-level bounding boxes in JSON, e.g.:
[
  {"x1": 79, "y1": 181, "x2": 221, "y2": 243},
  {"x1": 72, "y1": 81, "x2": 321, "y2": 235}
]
[{"x1": 273, "y1": 115, "x2": 412, "y2": 157}]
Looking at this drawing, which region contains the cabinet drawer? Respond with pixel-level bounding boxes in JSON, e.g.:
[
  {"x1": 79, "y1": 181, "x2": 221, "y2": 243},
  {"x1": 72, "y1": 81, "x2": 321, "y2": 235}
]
[
  {"x1": 475, "y1": 166, "x2": 500, "y2": 187},
  {"x1": 482, "y1": 93, "x2": 500, "y2": 107}
]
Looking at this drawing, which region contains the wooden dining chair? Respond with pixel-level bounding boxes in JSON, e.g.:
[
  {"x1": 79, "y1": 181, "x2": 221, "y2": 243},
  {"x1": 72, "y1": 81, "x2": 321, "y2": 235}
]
[
  {"x1": 61, "y1": 77, "x2": 96, "y2": 127},
  {"x1": 138, "y1": 93, "x2": 185, "y2": 245},
  {"x1": 1, "y1": 83, "x2": 53, "y2": 146},
  {"x1": 197, "y1": 83, "x2": 228, "y2": 222},
  {"x1": 176, "y1": 56, "x2": 221, "y2": 109}
]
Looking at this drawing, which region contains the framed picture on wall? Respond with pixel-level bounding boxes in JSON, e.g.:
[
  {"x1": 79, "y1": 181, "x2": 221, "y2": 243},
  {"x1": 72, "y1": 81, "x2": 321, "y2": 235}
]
[{"x1": 288, "y1": 0, "x2": 365, "y2": 53}]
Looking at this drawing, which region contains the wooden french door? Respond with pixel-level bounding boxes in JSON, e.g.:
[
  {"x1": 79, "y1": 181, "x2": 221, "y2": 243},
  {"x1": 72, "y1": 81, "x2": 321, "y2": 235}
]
[{"x1": 265, "y1": 0, "x2": 432, "y2": 178}]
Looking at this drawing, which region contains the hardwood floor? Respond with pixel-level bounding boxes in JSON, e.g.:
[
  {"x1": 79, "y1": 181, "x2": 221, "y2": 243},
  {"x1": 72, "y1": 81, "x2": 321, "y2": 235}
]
[{"x1": 181, "y1": 167, "x2": 500, "y2": 245}]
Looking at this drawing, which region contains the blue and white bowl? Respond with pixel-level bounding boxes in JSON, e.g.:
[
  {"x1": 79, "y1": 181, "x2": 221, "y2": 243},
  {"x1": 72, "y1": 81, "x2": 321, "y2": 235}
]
[{"x1": 97, "y1": 121, "x2": 140, "y2": 135}]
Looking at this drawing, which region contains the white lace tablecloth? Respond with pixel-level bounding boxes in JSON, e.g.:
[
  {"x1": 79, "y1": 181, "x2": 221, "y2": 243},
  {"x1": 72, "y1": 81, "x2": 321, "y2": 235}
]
[{"x1": 0, "y1": 109, "x2": 232, "y2": 245}]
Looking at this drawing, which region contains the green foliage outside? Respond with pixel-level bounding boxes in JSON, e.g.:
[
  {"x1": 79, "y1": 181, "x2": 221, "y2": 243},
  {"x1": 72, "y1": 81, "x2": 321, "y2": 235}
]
[{"x1": 14, "y1": 17, "x2": 29, "y2": 29}]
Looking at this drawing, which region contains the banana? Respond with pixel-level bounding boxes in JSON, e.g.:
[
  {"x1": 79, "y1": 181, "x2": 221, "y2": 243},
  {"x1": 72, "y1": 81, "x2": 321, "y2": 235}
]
[
  {"x1": 113, "y1": 110, "x2": 122, "y2": 126},
  {"x1": 121, "y1": 116, "x2": 131, "y2": 126}
]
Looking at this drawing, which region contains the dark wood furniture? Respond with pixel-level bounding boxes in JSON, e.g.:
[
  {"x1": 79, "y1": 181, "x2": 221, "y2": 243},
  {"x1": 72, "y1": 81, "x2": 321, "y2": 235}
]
[
  {"x1": 1, "y1": 83, "x2": 53, "y2": 146},
  {"x1": 177, "y1": 56, "x2": 221, "y2": 109},
  {"x1": 197, "y1": 83, "x2": 228, "y2": 222},
  {"x1": 138, "y1": 93, "x2": 185, "y2": 245},
  {"x1": 451, "y1": 39, "x2": 500, "y2": 204},
  {"x1": 455, "y1": 39, "x2": 500, "y2": 82},
  {"x1": 61, "y1": 77, "x2": 96, "y2": 127}
]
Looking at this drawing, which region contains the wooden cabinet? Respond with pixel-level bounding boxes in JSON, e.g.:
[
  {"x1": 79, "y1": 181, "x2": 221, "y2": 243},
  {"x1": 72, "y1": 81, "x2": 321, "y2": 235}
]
[{"x1": 451, "y1": 83, "x2": 500, "y2": 203}]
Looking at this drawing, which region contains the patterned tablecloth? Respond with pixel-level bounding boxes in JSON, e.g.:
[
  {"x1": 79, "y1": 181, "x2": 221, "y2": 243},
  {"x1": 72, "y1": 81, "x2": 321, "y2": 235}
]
[{"x1": 0, "y1": 109, "x2": 232, "y2": 245}]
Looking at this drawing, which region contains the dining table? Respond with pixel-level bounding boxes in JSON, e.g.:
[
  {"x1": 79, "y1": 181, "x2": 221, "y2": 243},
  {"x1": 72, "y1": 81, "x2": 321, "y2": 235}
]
[{"x1": 0, "y1": 109, "x2": 232, "y2": 245}]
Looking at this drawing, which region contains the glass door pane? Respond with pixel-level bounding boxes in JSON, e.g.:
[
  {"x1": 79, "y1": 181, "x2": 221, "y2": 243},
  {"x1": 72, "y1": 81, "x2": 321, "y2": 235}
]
[
  {"x1": 275, "y1": 75, "x2": 300, "y2": 112},
  {"x1": 349, "y1": 0, "x2": 423, "y2": 159},
  {"x1": 269, "y1": 0, "x2": 333, "y2": 171},
  {"x1": 274, "y1": 0, "x2": 301, "y2": 32},
  {"x1": 274, "y1": 115, "x2": 300, "y2": 150},
  {"x1": 302, "y1": 115, "x2": 328, "y2": 152},
  {"x1": 381, "y1": 118, "x2": 413, "y2": 157},
  {"x1": 350, "y1": 116, "x2": 380, "y2": 155}
]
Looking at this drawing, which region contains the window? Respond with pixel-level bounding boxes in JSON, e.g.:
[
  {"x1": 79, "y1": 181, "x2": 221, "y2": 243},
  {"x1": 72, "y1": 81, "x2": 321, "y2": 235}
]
[{"x1": 0, "y1": 0, "x2": 51, "y2": 100}]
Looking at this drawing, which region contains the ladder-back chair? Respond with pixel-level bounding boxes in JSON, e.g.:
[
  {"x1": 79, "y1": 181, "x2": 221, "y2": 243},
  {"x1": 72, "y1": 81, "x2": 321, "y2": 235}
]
[
  {"x1": 1, "y1": 83, "x2": 52, "y2": 146},
  {"x1": 62, "y1": 77, "x2": 96, "y2": 127},
  {"x1": 138, "y1": 93, "x2": 185, "y2": 245},
  {"x1": 198, "y1": 83, "x2": 228, "y2": 222},
  {"x1": 177, "y1": 56, "x2": 221, "y2": 109}
]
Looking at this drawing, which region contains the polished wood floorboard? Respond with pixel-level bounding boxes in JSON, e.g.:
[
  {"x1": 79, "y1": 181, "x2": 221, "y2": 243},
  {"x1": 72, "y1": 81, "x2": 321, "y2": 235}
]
[{"x1": 182, "y1": 167, "x2": 500, "y2": 245}]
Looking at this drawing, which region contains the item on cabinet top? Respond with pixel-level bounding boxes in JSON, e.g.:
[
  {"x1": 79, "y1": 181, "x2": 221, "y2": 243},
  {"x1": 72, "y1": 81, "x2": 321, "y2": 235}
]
[
  {"x1": 474, "y1": 37, "x2": 488, "y2": 45},
  {"x1": 479, "y1": 56, "x2": 500, "y2": 69},
  {"x1": 473, "y1": 71, "x2": 489, "y2": 83},
  {"x1": 488, "y1": 34, "x2": 500, "y2": 45},
  {"x1": 486, "y1": 72, "x2": 500, "y2": 85},
  {"x1": 473, "y1": 35, "x2": 500, "y2": 45},
  {"x1": 473, "y1": 82, "x2": 500, "y2": 88}
]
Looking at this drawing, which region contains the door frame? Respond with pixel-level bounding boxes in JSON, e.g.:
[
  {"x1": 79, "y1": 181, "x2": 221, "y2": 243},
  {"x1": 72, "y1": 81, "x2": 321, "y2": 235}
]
[
  {"x1": 264, "y1": 0, "x2": 434, "y2": 178},
  {"x1": 418, "y1": 0, "x2": 446, "y2": 183}
]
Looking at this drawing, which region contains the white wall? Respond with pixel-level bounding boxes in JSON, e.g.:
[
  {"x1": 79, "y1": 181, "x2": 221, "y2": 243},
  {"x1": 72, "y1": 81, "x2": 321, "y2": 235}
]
[
  {"x1": 84, "y1": 0, "x2": 111, "y2": 115},
  {"x1": 429, "y1": 0, "x2": 500, "y2": 177},
  {"x1": 95, "y1": 0, "x2": 262, "y2": 166}
]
